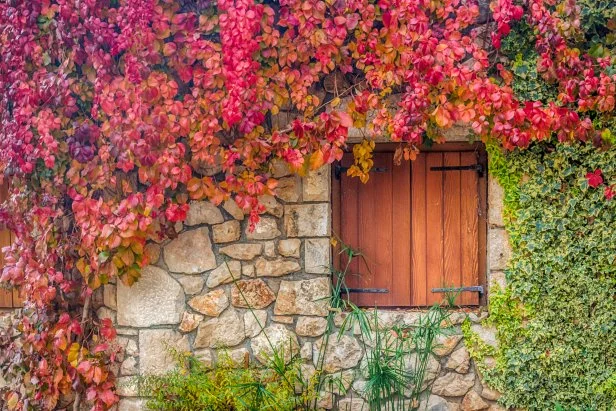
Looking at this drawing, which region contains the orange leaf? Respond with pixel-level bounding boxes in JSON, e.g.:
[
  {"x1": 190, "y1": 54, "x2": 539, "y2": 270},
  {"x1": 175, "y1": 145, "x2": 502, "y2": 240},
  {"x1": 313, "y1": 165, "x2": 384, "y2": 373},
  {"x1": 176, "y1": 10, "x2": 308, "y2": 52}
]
[
  {"x1": 309, "y1": 149, "x2": 325, "y2": 169},
  {"x1": 433, "y1": 105, "x2": 453, "y2": 128}
]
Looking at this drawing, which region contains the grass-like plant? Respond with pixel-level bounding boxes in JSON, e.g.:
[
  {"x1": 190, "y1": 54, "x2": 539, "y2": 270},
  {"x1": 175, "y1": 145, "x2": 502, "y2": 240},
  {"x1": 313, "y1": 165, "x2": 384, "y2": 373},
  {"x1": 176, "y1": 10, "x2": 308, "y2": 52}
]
[{"x1": 357, "y1": 305, "x2": 452, "y2": 410}]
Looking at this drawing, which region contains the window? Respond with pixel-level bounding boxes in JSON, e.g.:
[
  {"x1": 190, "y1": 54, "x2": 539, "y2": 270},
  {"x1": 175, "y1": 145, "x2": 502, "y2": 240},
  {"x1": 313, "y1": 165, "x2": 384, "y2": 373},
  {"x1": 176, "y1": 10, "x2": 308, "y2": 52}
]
[
  {"x1": 332, "y1": 143, "x2": 487, "y2": 307},
  {"x1": 0, "y1": 181, "x2": 19, "y2": 309}
]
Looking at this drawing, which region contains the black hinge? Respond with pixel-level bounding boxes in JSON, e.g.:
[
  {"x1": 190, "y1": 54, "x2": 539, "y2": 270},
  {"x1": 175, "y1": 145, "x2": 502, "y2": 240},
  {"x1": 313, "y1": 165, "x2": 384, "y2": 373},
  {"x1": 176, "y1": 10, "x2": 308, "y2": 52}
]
[
  {"x1": 430, "y1": 164, "x2": 484, "y2": 177},
  {"x1": 431, "y1": 286, "x2": 484, "y2": 297},
  {"x1": 341, "y1": 288, "x2": 389, "y2": 294},
  {"x1": 334, "y1": 163, "x2": 389, "y2": 180}
]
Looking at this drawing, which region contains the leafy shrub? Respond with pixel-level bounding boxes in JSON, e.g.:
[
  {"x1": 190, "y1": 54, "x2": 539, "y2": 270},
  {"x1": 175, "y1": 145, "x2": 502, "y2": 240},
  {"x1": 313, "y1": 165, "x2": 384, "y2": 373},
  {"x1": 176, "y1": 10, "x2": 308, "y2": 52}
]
[
  {"x1": 138, "y1": 350, "x2": 308, "y2": 411},
  {"x1": 484, "y1": 143, "x2": 616, "y2": 409}
]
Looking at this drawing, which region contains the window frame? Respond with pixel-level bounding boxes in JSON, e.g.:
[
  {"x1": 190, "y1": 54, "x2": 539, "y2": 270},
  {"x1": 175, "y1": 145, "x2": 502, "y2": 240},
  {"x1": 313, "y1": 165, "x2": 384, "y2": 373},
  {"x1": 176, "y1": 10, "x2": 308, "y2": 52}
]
[{"x1": 331, "y1": 142, "x2": 488, "y2": 307}]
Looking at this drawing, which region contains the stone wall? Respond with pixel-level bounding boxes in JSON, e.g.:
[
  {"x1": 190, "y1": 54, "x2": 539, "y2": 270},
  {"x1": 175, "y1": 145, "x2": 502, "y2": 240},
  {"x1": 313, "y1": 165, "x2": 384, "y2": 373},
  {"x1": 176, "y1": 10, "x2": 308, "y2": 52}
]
[{"x1": 101, "y1": 157, "x2": 511, "y2": 411}]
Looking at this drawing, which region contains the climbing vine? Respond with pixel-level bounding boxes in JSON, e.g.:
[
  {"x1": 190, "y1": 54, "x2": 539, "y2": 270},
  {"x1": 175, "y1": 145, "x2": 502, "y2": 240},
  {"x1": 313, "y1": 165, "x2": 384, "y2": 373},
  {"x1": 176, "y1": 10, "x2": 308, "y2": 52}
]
[
  {"x1": 0, "y1": 0, "x2": 614, "y2": 409},
  {"x1": 482, "y1": 143, "x2": 616, "y2": 409}
]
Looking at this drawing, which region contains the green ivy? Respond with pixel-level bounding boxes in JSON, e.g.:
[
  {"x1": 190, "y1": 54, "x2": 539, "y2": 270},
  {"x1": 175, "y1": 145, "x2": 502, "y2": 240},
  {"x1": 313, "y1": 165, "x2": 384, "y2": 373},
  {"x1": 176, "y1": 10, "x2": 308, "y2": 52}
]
[
  {"x1": 461, "y1": 318, "x2": 496, "y2": 364},
  {"x1": 484, "y1": 143, "x2": 616, "y2": 410}
]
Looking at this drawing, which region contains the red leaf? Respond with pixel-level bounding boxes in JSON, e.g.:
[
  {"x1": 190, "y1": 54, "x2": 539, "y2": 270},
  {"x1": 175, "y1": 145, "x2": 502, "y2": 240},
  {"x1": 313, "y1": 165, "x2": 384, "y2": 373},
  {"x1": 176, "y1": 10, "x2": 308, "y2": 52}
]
[
  {"x1": 100, "y1": 318, "x2": 117, "y2": 340},
  {"x1": 93, "y1": 343, "x2": 109, "y2": 354},
  {"x1": 586, "y1": 169, "x2": 603, "y2": 188},
  {"x1": 76, "y1": 360, "x2": 92, "y2": 375},
  {"x1": 98, "y1": 389, "x2": 119, "y2": 406},
  {"x1": 334, "y1": 111, "x2": 353, "y2": 128}
]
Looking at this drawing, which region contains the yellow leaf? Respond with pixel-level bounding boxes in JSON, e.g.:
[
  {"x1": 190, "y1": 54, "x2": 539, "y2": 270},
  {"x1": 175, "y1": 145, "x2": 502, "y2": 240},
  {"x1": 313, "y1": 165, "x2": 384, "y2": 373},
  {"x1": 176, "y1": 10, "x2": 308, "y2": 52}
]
[
  {"x1": 67, "y1": 343, "x2": 81, "y2": 367},
  {"x1": 309, "y1": 150, "x2": 325, "y2": 170},
  {"x1": 7, "y1": 393, "x2": 19, "y2": 410},
  {"x1": 118, "y1": 248, "x2": 135, "y2": 267},
  {"x1": 130, "y1": 241, "x2": 144, "y2": 256},
  {"x1": 112, "y1": 254, "x2": 124, "y2": 269},
  {"x1": 88, "y1": 274, "x2": 102, "y2": 290}
]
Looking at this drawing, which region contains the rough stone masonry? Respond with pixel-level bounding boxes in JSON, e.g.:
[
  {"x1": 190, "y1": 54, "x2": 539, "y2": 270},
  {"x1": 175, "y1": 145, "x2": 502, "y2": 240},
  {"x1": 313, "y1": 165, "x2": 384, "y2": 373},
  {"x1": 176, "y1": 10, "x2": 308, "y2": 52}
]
[{"x1": 90, "y1": 151, "x2": 511, "y2": 411}]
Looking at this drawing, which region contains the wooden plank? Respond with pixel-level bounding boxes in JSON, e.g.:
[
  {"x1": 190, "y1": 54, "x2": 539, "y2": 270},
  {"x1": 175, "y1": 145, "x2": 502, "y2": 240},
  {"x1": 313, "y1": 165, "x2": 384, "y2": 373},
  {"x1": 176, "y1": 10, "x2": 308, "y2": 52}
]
[
  {"x1": 12, "y1": 289, "x2": 20, "y2": 307},
  {"x1": 0, "y1": 233, "x2": 10, "y2": 308},
  {"x1": 411, "y1": 154, "x2": 427, "y2": 306},
  {"x1": 0, "y1": 291, "x2": 12, "y2": 308},
  {"x1": 425, "y1": 152, "x2": 444, "y2": 306},
  {"x1": 356, "y1": 153, "x2": 394, "y2": 306},
  {"x1": 460, "y1": 151, "x2": 480, "y2": 305},
  {"x1": 443, "y1": 152, "x2": 462, "y2": 305},
  {"x1": 391, "y1": 155, "x2": 411, "y2": 306},
  {"x1": 0, "y1": 237, "x2": 11, "y2": 307}
]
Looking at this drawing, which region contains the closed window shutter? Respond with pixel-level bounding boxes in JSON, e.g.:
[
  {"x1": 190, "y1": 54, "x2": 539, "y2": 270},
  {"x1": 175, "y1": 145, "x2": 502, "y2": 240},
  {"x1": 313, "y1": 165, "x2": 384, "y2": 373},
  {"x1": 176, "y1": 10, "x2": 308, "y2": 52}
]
[
  {"x1": 337, "y1": 152, "x2": 411, "y2": 307},
  {"x1": 0, "y1": 181, "x2": 17, "y2": 308},
  {"x1": 333, "y1": 145, "x2": 486, "y2": 307}
]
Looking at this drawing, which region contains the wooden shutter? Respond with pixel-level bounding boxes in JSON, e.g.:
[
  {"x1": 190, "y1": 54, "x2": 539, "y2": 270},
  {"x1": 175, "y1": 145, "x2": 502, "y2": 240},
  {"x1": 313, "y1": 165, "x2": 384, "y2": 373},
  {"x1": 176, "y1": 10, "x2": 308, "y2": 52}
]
[
  {"x1": 332, "y1": 144, "x2": 487, "y2": 307},
  {"x1": 0, "y1": 181, "x2": 18, "y2": 308},
  {"x1": 336, "y1": 152, "x2": 411, "y2": 307}
]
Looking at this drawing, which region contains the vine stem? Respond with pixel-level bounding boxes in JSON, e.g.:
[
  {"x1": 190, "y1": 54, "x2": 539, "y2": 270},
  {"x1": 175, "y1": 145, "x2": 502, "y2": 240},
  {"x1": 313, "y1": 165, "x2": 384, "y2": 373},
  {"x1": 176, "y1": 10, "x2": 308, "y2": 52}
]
[{"x1": 72, "y1": 291, "x2": 92, "y2": 411}]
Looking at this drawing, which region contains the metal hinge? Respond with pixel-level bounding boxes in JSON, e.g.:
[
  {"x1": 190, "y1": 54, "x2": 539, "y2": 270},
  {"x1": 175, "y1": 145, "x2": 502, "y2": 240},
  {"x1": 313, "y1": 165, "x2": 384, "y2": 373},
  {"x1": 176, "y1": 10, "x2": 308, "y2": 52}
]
[
  {"x1": 334, "y1": 163, "x2": 389, "y2": 180},
  {"x1": 341, "y1": 288, "x2": 390, "y2": 294},
  {"x1": 430, "y1": 164, "x2": 484, "y2": 177},
  {"x1": 431, "y1": 286, "x2": 484, "y2": 297}
]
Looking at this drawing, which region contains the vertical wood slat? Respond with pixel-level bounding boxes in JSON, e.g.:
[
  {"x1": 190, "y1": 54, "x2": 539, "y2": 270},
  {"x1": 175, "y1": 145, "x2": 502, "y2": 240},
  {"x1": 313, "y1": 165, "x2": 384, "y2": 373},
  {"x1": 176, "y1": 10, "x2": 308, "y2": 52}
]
[
  {"x1": 391, "y1": 156, "x2": 411, "y2": 306},
  {"x1": 340, "y1": 153, "x2": 410, "y2": 307},
  {"x1": 443, "y1": 152, "x2": 462, "y2": 305},
  {"x1": 411, "y1": 155, "x2": 427, "y2": 306},
  {"x1": 354, "y1": 153, "x2": 395, "y2": 306},
  {"x1": 0, "y1": 181, "x2": 13, "y2": 308},
  {"x1": 460, "y1": 152, "x2": 480, "y2": 305},
  {"x1": 364, "y1": 153, "x2": 393, "y2": 306},
  {"x1": 425, "y1": 153, "x2": 444, "y2": 305},
  {"x1": 355, "y1": 154, "x2": 378, "y2": 307}
]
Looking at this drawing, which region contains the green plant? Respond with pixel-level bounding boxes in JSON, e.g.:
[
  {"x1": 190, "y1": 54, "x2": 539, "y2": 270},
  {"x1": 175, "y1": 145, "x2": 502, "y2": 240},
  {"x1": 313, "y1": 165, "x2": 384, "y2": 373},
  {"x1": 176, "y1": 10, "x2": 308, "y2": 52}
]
[
  {"x1": 139, "y1": 350, "x2": 301, "y2": 411},
  {"x1": 461, "y1": 319, "x2": 495, "y2": 365},
  {"x1": 354, "y1": 306, "x2": 453, "y2": 411},
  {"x1": 362, "y1": 321, "x2": 411, "y2": 410},
  {"x1": 597, "y1": 373, "x2": 616, "y2": 409},
  {"x1": 478, "y1": 143, "x2": 616, "y2": 410}
]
